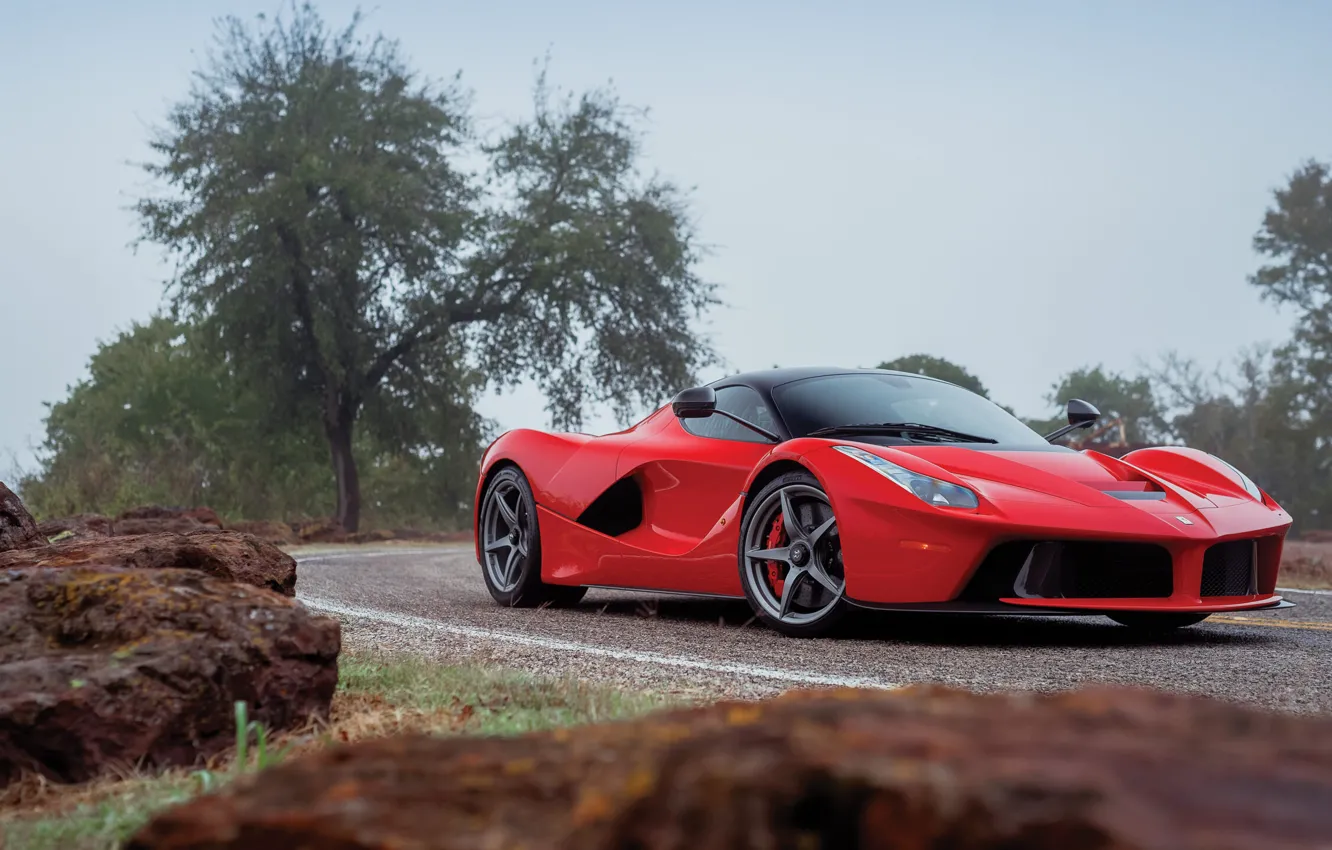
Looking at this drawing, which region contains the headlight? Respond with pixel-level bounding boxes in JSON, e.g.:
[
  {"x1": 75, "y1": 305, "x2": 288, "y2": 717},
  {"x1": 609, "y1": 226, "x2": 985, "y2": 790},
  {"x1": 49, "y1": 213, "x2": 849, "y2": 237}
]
[
  {"x1": 1212, "y1": 456, "x2": 1262, "y2": 501},
  {"x1": 834, "y1": 445, "x2": 979, "y2": 509}
]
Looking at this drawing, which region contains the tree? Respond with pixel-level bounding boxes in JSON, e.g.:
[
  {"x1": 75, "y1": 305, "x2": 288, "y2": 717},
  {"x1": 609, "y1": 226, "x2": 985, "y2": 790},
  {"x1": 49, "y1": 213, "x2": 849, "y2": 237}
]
[
  {"x1": 21, "y1": 317, "x2": 329, "y2": 519},
  {"x1": 877, "y1": 355, "x2": 990, "y2": 398},
  {"x1": 136, "y1": 4, "x2": 717, "y2": 530},
  {"x1": 1251, "y1": 160, "x2": 1332, "y2": 415},
  {"x1": 1247, "y1": 159, "x2": 1332, "y2": 529},
  {"x1": 1030, "y1": 365, "x2": 1168, "y2": 444},
  {"x1": 21, "y1": 316, "x2": 488, "y2": 528}
]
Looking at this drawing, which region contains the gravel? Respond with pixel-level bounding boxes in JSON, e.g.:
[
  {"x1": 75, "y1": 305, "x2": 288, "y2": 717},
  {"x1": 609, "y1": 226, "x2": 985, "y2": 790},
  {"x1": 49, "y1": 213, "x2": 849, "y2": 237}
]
[{"x1": 296, "y1": 547, "x2": 1332, "y2": 713}]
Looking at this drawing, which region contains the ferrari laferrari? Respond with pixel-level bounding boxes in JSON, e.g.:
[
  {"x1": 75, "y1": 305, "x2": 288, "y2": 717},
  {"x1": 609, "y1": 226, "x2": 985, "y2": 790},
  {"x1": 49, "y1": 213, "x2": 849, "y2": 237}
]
[{"x1": 473, "y1": 367, "x2": 1294, "y2": 636}]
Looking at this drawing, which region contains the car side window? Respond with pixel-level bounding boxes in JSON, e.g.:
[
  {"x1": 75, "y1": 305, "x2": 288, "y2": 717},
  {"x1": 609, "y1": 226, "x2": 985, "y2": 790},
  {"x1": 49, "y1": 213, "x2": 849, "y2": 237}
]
[{"x1": 681, "y1": 386, "x2": 778, "y2": 443}]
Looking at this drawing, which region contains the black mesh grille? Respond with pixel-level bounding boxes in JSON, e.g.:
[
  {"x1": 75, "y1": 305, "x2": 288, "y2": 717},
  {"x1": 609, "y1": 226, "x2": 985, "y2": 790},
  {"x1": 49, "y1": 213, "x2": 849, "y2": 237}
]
[
  {"x1": 1201, "y1": 540, "x2": 1255, "y2": 597},
  {"x1": 1059, "y1": 542, "x2": 1173, "y2": 598},
  {"x1": 961, "y1": 540, "x2": 1173, "y2": 600}
]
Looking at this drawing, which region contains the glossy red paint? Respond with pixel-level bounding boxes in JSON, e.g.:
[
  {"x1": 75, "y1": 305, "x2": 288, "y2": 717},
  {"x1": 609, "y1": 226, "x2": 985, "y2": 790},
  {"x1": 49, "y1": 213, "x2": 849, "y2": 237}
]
[{"x1": 474, "y1": 404, "x2": 1293, "y2": 613}]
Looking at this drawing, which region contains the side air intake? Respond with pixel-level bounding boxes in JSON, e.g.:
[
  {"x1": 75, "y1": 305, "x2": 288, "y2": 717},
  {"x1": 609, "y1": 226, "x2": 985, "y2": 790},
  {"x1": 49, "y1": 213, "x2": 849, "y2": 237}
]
[{"x1": 575, "y1": 477, "x2": 644, "y2": 537}]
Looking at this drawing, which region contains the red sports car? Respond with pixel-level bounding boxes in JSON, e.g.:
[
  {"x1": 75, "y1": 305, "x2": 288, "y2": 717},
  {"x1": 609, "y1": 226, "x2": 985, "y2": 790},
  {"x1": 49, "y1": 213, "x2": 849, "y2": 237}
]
[{"x1": 473, "y1": 367, "x2": 1294, "y2": 636}]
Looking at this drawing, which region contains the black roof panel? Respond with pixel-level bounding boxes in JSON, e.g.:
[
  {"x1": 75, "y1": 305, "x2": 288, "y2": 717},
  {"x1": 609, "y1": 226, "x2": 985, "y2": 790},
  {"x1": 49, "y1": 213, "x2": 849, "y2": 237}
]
[{"x1": 708, "y1": 366, "x2": 953, "y2": 394}]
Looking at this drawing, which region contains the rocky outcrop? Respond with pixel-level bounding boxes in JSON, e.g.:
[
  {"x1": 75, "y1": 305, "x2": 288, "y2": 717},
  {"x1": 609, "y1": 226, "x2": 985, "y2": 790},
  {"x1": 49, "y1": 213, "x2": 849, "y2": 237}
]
[
  {"x1": 226, "y1": 520, "x2": 297, "y2": 546},
  {"x1": 0, "y1": 481, "x2": 43, "y2": 553},
  {"x1": 36, "y1": 513, "x2": 114, "y2": 542},
  {"x1": 292, "y1": 519, "x2": 348, "y2": 544},
  {"x1": 0, "y1": 530, "x2": 298, "y2": 597},
  {"x1": 112, "y1": 505, "x2": 224, "y2": 536},
  {"x1": 0, "y1": 566, "x2": 339, "y2": 788},
  {"x1": 130, "y1": 685, "x2": 1332, "y2": 850}
]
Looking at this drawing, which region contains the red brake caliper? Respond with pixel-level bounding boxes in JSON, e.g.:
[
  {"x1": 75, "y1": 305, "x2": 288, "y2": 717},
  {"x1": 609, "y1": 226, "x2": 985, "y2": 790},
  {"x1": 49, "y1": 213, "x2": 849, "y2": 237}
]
[{"x1": 765, "y1": 513, "x2": 788, "y2": 597}]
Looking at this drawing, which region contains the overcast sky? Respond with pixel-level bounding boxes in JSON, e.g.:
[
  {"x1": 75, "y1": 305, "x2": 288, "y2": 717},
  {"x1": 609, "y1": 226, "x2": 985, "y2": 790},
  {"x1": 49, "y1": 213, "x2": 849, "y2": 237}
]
[{"x1": 1, "y1": 0, "x2": 1324, "y2": 474}]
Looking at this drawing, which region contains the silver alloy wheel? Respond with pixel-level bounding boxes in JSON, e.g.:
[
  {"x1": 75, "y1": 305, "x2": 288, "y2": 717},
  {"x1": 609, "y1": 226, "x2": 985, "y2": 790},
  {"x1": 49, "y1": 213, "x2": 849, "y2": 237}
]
[
  {"x1": 743, "y1": 483, "x2": 845, "y2": 625},
  {"x1": 481, "y1": 478, "x2": 530, "y2": 593}
]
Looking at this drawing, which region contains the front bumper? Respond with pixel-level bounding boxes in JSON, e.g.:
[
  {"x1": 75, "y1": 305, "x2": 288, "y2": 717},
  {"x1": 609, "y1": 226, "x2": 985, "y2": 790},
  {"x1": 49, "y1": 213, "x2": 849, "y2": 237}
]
[{"x1": 832, "y1": 485, "x2": 1294, "y2": 611}]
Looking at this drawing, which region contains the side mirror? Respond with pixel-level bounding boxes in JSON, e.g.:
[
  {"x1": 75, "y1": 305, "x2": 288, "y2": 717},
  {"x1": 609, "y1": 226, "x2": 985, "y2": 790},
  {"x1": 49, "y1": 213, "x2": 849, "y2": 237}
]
[
  {"x1": 1066, "y1": 398, "x2": 1100, "y2": 426},
  {"x1": 671, "y1": 386, "x2": 716, "y2": 419}
]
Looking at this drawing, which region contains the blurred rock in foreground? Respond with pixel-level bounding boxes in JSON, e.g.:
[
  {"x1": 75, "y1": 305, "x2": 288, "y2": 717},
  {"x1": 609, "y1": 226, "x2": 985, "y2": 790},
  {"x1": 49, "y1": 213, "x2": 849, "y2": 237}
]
[
  {"x1": 0, "y1": 481, "x2": 44, "y2": 553},
  {"x1": 0, "y1": 566, "x2": 340, "y2": 788},
  {"x1": 225, "y1": 520, "x2": 298, "y2": 546},
  {"x1": 130, "y1": 684, "x2": 1332, "y2": 850},
  {"x1": 0, "y1": 529, "x2": 298, "y2": 596}
]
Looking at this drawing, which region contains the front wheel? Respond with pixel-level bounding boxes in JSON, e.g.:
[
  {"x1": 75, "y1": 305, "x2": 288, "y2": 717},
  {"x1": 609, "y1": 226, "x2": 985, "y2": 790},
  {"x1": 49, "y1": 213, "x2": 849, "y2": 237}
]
[
  {"x1": 1106, "y1": 612, "x2": 1210, "y2": 631},
  {"x1": 738, "y1": 470, "x2": 848, "y2": 637},
  {"x1": 479, "y1": 465, "x2": 587, "y2": 608}
]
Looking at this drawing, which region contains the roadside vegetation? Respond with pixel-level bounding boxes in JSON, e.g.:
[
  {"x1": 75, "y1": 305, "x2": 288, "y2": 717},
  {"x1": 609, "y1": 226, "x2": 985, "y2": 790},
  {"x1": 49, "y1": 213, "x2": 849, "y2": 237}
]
[
  {"x1": 0, "y1": 650, "x2": 682, "y2": 850},
  {"x1": 1282, "y1": 541, "x2": 1332, "y2": 589}
]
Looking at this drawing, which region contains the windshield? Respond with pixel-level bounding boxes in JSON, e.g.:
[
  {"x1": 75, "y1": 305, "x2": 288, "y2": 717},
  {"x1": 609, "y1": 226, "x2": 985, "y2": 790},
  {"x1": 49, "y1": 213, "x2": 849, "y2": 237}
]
[{"x1": 771, "y1": 373, "x2": 1048, "y2": 445}]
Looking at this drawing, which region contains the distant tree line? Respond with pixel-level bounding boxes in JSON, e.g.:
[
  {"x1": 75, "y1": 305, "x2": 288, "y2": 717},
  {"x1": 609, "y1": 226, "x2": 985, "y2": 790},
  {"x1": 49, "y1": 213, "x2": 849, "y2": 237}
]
[{"x1": 16, "y1": 4, "x2": 1332, "y2": 533}]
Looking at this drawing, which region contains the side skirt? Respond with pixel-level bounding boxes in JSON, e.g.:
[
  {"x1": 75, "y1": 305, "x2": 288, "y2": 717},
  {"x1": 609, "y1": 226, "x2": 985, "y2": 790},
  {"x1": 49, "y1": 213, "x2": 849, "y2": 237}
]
[
  {"x1": 583, "y1": 584, "x2": 746, "y2": 601},
  {"x1": 844, "y1": 597, "x2": 1296, "y2": 615}
]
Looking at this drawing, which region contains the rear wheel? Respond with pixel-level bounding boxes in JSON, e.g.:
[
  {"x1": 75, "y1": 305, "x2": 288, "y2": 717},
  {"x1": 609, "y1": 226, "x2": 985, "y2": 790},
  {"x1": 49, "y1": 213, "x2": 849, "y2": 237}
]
[
  {"x1": 1106, "y1": 612, "x2": 1210, "y2": 631},
  {"x1": 738, "y1": 470, "x2": 848, "y2": 637},
  {"x1": 479, "y1": 466, "x2": 587, "y2": 608}
]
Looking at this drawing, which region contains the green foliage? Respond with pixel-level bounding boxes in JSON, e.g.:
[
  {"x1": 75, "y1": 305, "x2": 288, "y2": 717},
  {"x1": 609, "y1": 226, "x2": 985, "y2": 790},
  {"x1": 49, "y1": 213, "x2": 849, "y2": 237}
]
[
  {"x1": 134, "y1": 3, "x2": 716, "y2": 529},
  {"x1": 876, "y1": 354, "x2": 991, "y2": 398},
  {"x1": 1251, "y1": 159, "x2": 1332, "y2": 415},
  {"x1": 20, "y1": 316, "x2": 484, "y2": 529},
  {"x1": 1032, "y1": 365, "x2": 1169, "y2": 445}
]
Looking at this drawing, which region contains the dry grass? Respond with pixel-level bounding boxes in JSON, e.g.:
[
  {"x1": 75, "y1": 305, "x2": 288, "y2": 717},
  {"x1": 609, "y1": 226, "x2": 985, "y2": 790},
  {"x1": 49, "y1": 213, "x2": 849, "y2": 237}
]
[
  {"x1": 1281, "y1": 541, "x2": 1332, "y2": 589},
  {"x1": 0, "y1": 650, "x2": 681, "y2": 850}
]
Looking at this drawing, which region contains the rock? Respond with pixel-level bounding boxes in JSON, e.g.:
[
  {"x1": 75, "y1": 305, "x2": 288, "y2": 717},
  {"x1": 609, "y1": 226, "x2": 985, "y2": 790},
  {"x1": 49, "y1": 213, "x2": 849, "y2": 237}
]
[
  {"x1": 294, "y1": 519, "x2": 347, "y2": 544},
  {"x1": 0, "y1": 530, "x2": 298, "y2": 597},
  {"x1": 0, "y1": 565, "x2": 339, "y2": 788},
  {"x1": 129, "y1": 685, "x2": 1332, "y2": 850},
  {"x1": 114, "y1": 516, "x2": 207, "y2": 536},
  {"x1": 0, "y1": 481, "x2": 43, "y2": 553},
  {"x1": 347, "y1": 529, "x2": 396, "y2": 544},
  {"x1": 35, "y1": 513, "x2": 114, "y2": 542},
  {"x1": 225, "y1": 521, "x2": 297, "y2": 546},
  {"x1": 113, "y1": 506, "x2": 224, "y2": 536}
]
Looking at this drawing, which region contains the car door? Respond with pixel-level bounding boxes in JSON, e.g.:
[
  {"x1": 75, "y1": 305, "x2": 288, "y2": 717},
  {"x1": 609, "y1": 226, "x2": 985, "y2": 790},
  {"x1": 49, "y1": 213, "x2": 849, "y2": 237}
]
[{"x1": 615, "y1": 385, "x2": 780, "y2": 555}]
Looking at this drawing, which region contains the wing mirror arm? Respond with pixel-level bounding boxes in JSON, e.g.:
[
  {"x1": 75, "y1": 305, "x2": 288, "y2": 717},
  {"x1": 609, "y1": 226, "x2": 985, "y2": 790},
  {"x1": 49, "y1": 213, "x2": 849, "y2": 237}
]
[
  {"x1": 670, "y1": 386, "x2": 781, "y2": 443},
  {"x1": 1044, "y1": 398, "x2": 1100, "y2": 444},
  {"x1": 710, "y1": 411, "x2": 782, "y2": 443}
]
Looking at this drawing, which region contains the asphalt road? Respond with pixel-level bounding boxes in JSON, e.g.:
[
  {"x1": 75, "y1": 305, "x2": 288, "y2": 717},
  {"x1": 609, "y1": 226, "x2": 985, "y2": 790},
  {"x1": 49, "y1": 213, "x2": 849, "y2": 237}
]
[{"x1": 295, "y1": 546, "x2": 1332, "y2": 713}]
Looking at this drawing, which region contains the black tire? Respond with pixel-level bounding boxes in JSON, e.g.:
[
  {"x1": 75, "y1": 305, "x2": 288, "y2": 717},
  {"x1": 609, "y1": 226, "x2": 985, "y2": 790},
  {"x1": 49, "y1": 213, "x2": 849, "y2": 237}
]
[
  {"x1": 478, "y1": 465, "x2": 587, "y2": 608},
  {"x1": 1106, "y1": 612, "x2": 1210, "y2": 631},
  {"x1": 737, "y1": 470, "x2": 849, "y2": 637}
]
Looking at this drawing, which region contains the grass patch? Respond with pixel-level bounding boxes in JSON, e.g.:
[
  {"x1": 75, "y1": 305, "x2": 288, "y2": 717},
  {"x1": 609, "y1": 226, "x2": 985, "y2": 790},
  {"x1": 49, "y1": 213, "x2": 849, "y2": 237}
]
[
  {"x1": 1, "y1": 649, "x2": 684, "y2": 850},
  {"x1": 1281, "y1": 542, "x2": 1332, "y2": 590}
]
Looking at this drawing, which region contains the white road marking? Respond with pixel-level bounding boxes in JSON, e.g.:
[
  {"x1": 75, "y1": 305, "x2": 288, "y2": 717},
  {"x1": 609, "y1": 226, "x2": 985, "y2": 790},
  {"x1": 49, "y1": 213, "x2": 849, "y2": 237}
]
[
  {"x1": 1277, "y1": 586, "x2": 1332, "y2": 597},
  {"x1": 295, "y1": 548, "x2": 462, "y2": 562},
  {"x1": 298, "y1": 595, "x2": 901, "y2": 691}
]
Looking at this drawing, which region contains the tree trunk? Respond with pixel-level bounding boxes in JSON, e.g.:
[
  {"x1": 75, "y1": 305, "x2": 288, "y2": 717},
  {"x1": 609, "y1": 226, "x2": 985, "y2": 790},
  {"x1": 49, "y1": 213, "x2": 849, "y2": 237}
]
[{"x1": 325, "y1": 410, "x2": 362, "y2": 533}]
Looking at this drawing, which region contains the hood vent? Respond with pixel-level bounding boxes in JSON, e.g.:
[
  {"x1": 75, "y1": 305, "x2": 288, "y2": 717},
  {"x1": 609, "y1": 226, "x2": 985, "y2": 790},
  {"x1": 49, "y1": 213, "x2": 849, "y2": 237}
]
[{"x1": 1085, "y1": 479, "x2": 1167, "y2": 502}]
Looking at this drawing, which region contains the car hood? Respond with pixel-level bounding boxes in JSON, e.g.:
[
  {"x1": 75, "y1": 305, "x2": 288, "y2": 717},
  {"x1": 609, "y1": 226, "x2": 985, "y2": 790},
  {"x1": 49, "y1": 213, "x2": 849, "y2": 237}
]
[{"x1": 883, "y1": 444, "x2": 1217, "y2": 511}]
